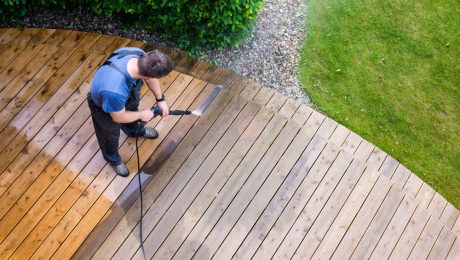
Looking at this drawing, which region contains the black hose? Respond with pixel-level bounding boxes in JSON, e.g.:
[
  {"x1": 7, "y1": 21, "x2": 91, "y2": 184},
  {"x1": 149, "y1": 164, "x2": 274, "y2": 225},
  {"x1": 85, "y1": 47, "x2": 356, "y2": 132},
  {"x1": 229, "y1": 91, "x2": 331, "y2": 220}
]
[{"x1": 136, "y1": 128, "x2": 148, "y2": 260}]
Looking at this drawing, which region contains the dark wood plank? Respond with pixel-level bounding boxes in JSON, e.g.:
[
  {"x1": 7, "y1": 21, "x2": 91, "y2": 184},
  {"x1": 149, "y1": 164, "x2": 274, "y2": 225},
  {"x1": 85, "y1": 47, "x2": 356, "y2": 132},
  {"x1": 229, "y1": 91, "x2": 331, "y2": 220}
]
[{"x1": 0, "y1": 28, "x2": 41, "y2": 67}]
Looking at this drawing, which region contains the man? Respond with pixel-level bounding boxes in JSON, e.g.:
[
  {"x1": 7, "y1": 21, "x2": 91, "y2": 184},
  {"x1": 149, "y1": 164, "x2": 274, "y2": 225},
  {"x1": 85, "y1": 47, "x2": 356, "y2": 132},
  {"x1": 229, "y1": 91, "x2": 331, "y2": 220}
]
[{"x1": 88, "y1": 47, "x2": 174, "y2": 177}]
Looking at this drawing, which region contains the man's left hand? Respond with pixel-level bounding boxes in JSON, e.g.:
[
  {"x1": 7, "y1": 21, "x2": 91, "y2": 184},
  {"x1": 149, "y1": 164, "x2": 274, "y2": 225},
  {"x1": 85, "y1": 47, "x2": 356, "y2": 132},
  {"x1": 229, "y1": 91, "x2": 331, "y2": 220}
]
[{"x1": 157, "y1": 100, "x2": 169, "y2": 116}]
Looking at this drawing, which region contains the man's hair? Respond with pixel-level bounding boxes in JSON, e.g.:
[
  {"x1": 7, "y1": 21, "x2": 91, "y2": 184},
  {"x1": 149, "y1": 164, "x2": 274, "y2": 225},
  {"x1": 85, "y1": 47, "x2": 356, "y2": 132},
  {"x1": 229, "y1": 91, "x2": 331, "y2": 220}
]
[{"x1": 138, "y1": 50, "x2": 174, "y2": 78}]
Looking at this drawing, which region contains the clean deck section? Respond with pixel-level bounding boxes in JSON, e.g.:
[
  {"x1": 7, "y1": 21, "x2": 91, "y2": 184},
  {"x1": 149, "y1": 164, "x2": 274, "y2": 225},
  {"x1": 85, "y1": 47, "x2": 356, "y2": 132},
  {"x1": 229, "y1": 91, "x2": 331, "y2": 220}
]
[{"x1": 0, "y1": 28, "x2": 459, "y2": 259}]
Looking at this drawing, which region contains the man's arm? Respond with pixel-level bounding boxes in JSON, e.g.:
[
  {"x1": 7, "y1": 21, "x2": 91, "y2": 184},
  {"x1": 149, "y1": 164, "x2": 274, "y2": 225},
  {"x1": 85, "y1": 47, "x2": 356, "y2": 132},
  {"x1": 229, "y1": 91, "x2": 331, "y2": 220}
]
[
  {"x1": 110, "y1": 108, "x2": 154, "y2": 123},
  {"x1": 144, "y1": 78, "x2": 169, "y2": 116}
]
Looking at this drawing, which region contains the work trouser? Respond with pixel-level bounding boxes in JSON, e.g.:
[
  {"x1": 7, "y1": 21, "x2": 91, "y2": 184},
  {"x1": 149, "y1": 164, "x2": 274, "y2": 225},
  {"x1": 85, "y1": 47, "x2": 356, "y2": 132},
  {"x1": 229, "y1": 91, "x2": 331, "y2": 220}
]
[{"x1": 87, "y1": 81, "x2": 145, "y2": 166}]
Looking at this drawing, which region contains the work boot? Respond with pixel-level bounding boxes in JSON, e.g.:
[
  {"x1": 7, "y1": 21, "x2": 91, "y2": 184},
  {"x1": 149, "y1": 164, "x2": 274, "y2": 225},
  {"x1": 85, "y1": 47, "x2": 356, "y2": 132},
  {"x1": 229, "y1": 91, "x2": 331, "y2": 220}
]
[
  {"x1": 143, "y1": 127, "x2": 159, "y2": 139},
  {"x1": 112, "y1": 162, "x2": 129, "y2": 177}
]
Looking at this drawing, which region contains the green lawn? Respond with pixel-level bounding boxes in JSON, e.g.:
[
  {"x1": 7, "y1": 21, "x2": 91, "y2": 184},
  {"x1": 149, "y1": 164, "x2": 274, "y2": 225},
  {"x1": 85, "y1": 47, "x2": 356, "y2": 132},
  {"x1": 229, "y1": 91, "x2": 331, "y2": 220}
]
[{"x1": 300, "y1": 0, "x2": 460, "y2": 207}]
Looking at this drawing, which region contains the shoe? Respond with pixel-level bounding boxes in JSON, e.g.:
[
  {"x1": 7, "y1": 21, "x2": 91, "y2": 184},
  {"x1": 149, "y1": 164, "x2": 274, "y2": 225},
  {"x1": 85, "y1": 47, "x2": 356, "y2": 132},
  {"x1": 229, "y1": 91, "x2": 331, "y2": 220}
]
[
  {"x1": 112, "y1": 162, "x2": 129, "y2": 177},
  {"x1": 143, "y1": 127, "x2": 159, "y2": 139}
]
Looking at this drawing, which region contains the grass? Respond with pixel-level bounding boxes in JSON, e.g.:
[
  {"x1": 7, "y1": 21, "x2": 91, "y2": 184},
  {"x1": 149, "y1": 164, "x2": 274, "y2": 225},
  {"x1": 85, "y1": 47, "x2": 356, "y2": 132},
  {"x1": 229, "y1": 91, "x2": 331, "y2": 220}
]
[{"x1": 299, "y1": 0, "x2": 460, "y2": 208}]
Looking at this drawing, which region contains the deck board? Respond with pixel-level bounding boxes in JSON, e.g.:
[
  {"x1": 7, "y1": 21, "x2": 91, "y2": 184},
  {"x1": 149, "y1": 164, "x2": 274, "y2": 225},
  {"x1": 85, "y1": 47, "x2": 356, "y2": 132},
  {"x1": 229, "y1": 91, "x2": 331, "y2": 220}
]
[{"x1": 0, "y1": 29, "x2": 457, "y2": 260}]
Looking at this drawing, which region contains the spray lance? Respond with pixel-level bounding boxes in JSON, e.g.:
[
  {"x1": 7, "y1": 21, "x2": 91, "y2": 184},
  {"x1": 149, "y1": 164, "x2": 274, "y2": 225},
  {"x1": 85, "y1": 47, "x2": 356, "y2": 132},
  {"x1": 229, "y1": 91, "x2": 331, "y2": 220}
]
[{"x1": 134, "y1": 85, "x2": 223, "y2": 259}]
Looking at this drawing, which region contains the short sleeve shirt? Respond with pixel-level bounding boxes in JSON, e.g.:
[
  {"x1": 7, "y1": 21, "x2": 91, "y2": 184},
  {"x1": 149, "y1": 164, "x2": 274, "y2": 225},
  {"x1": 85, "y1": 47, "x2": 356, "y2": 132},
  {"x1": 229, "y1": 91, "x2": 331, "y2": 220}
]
[{"x1": 90, "y1": 47, "x2": 145, "y2": 113}]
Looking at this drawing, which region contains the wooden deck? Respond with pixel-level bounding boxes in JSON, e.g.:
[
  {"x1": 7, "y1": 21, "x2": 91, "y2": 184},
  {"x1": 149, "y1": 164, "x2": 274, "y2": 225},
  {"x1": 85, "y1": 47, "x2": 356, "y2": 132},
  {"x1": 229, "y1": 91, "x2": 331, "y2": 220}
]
[{"x1": 0, "y1": 28, "x2": 459, "y2": 259}]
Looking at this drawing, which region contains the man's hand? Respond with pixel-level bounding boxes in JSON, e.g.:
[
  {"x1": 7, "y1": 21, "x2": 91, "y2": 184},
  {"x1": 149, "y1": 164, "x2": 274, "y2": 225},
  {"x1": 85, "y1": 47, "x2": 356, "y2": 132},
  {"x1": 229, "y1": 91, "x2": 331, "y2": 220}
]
[
  {"x1": 139, "y1": 109, "x2": 155, "y2": 122},
  {"x1": 157, "y1": 100, "x2": 169, "y2": 116}
]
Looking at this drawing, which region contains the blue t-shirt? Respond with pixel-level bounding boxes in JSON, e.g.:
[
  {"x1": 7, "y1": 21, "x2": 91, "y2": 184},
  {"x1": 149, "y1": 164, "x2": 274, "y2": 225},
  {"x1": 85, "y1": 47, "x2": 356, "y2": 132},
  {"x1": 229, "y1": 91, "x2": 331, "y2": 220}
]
[{"x1": 90, "y1": 47, "x2": 145, "y2": 113}]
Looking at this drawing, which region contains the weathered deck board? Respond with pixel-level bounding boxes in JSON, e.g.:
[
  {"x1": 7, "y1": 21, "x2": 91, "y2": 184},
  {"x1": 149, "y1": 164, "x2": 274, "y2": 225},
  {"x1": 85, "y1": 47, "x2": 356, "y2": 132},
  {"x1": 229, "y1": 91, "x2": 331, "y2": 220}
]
[{"x1": 0, "y1": 29, "x2": 457, "y2": 260}]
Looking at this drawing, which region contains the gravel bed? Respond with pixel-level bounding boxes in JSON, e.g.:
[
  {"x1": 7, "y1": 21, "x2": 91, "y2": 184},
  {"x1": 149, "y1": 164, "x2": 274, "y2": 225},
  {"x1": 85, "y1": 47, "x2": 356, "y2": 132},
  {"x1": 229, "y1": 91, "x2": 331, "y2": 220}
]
[{"x1": 1, "y1": 0, "x2": 311, "y2": 104}]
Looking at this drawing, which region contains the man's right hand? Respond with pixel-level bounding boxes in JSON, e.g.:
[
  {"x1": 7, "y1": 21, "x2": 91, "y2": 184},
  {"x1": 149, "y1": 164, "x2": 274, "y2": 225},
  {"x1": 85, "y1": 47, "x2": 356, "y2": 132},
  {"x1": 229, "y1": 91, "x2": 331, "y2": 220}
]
[{"x1": 139, "y1": 109, "x2": 154, "y2": 122}]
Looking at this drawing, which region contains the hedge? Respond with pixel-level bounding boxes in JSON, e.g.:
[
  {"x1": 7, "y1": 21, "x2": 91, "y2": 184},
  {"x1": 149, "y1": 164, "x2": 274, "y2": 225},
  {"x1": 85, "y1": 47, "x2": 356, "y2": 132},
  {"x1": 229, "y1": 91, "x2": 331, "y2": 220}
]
[{"x1": 0, "y1": 0, "x2": 264, "y2": 54}]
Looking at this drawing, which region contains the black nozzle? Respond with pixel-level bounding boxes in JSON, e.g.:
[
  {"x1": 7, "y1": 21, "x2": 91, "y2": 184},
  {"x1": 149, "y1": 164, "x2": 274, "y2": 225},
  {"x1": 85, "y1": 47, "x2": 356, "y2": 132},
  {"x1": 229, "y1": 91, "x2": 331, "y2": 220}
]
[{"x1": 151, "y1": 106, "x2": 191, "y2": 116}]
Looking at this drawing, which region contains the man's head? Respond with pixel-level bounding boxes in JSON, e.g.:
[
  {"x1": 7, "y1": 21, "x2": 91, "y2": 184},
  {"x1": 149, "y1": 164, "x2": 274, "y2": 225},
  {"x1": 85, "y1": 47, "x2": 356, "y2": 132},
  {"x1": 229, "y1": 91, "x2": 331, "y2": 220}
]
[{"x1": 138, "y1": 50, "x2": 174, "y2": 78}]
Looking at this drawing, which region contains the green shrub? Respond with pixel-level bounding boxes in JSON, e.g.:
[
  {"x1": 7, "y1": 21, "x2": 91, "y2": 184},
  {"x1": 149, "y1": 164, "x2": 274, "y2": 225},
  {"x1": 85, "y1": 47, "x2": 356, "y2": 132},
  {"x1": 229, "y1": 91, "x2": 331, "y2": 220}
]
[{"x1": 0, "y1": 0, "x2": 264, "y2": 54}]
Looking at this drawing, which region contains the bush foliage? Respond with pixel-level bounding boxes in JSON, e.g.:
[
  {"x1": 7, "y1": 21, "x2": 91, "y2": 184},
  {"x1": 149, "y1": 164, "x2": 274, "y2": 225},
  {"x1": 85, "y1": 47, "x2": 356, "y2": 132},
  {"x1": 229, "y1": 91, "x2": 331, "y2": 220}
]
[{"x1": 0, "y1": 0, "x2": 263, "y2": 54}]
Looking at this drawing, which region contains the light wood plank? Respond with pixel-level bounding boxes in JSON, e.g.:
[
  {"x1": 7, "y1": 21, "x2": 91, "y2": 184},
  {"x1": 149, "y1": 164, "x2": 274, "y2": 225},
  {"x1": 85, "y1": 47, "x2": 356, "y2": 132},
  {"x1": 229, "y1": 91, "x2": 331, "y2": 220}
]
[
  {"x1": 135, "y1": 101, "x2": 263, "y2": 259},
  {"x1": 366, "y1": 146, "x2": 387, "y2": 170},
  {"x1": 389, "y1": 207, "x2": 431, "y2": 259},
  {"x1": 446, "y1": 238, "x2": 460, "y2": 260},
  {"x1": 392, "y1": 164, "x2": 411, "y2": 189},
  {"x1": 427, "y1": 227, "x2": 457, "y2": 260},
  {"x1": 354, "y1": 139, "x2": 375, "y2": 162},
  {"x1": 408, "y1": 216, "x2": 444, "y2": 259},
  {"x1": 214, "y1": 110, "x2": 322, "y2": 259},
  {"x1": 350, "y1": 186, "x2": 405, "y2": 259},
  {"x1": 274, "y1": 150, "x2": 354, "y2": 259},
  {"x1": 403, "y1": 173, "x2": 423, "y2": 199},
  {"x1": 173, "y1": 113, "x2": 290, "y2": 260},
  {"x1": 152, "y1": 106, "x2": 276, "y2": 260},
  {"x1": 265, "y1": 91, "x2": 287, "y2": 112},
  {"x1": 331, "y1": 176, "x2": 392, "y2": 260},
  {"x1": 253, "y1": 141, "x2": 341, "y2": 259},
  {"x1": 427, "y1": 192, "x2": 448, "y2": 219},
  {"x1": 292, "y1": 157, "x2": 368, "y2": 259},
  {"x1": 253, "y1": 86, "x2": 275, "y2": 106},
  {"x1": 379, "y1": 155, "x2": 399, "y2": 179},
  {"x1": 440, "y1": 203, "x2": 460, "y2": 229},
  {"x1": 416, "y1": 183, "x2": 436, "y2": 209},
  {"x1": 371, "y1": 195, "x2": 418, "y2": 259},
  {"x1": 311, "y1": 167, "x2": 380, "y2": 259},
  {"x1": 341, "y1": 131, "x2": 363, "y2": 154}
]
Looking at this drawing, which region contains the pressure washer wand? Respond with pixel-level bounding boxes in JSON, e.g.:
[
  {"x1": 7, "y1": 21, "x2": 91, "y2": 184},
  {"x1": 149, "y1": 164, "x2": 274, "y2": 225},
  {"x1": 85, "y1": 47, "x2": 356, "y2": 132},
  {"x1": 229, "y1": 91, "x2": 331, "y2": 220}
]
[{"x1": 151, "y1": 106, "x2": 192, "y2": 116}]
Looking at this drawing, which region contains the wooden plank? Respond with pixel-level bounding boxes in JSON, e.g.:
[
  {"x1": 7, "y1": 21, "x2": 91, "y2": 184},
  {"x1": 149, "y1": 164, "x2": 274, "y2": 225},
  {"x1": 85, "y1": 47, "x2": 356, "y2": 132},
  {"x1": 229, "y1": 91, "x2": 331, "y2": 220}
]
[
  {"x1": 214, "y1": 110, "x2": 324, "y2": 259},
  {"x1": 213, "y1": 109, "x2": 322, "y2": 260},
  {"x1": 0, "y1": 30, "x2": 63, "y2": 93},
  {"x1": 328, "y1": 124, "x2": 350, "y2": 146},
  {"x1": 214, "y1": 68, "x2": 237, "y2": 88},
  {"x1": 341, "y1": 131, "x2": 363, "y2": 154},
  {"x1": 145, "y1": 108, "x2": 277, "y2": 260},
  {"x1": 291, "y1": 154, "x2": 368, "y2": 259},
  {"x1": 0, "y1": 71, "x2": 176, "y2": 243},
  {"x1": 0, "y1": 30, "x2": 72, "y2": 111},
  {"x1": 253, "y1": 86, "x2": 275, "y2": 106},
  {"x1": 0, "y1": 48, "x2": 105, "y2": 179},
  {"x1": 408, "y1": 216, "x2": 444, "y2": 259},
  {"x1": 7, "y1": 72, "x2": 189, "y2": 259},
  {"x1": 371, "y1": 195, "x2": 418, "y2": 259},
  {"x1": 72, "y1": 81, "x2": 218, "y2": 259},
  {"x1": 366, "y1": 146, "x2": 387, "y2": 170},
  {"x1": 287, "y1": 134, "x2": 367, "y2": 260},
  {"x1": 278, "y1": 98, "x2": 300, "y2": 119},
  {"x1": 354, "y1": 139, "x2": 375, "y2": 162},
  {"x1": 0, "y1": 28, "x2": 22, "y2": 45},
  {"x1": 453, "y1": 216, "x2": 460, "y2": 236},
  {"x1": 33, "y1": 75, "x2": 201, "y2": 259},
  {"x1": 416, "y1": 183, "x2": 436, "y2": 209},
  {"x1": 252, "y1": 141, "x2": 341, "y2": 259},
  {"x1": 440, "y1": 203, "x2": 460, "y2": 229},
  {"x1": 311, "y1": 168, "x2": 380, "y2": 259},
  {"x1": 427, "y1": 192, "x2": 448, "y2": 219},
  {"x1": 427, "y1": 227, "x2": 457, "y2": 260},
  {"x1": 1, "y1": 68, "x2": 164, "y2": 259},
  {"x1": 350, "y1": 186, "x2": 405, "y2": 259},
  {"x1": 391, "y1": 164, "x2": 411, "y2": 189},
  {"x1": 291, "y1": 104, "x2": 314, "y2": 126},
  {"x1": 273, "y1": 150, "x2": 354, "y2": 259},
  {"x1": 403, "y1": 173, "x2": 423, "y2": 199},
  {"x1": 446, "y1": 238, "x2": 460, "y2": 260},
  {"x1": 0, "y1": 31, "x2": 86, "y2": 112},
  {"x1": 175, "y1": 56, "x2": 211, "y2": 78},
  {"x1": 331, "y1": 176, "x2": 392, "y2": 260},
  {"x1": 173, "y1": 114, "x2": 290, "y2": 260},
  {"x1": 389, "y1": 207, "x2": 431, "y2": 259},
  {"x1": 0, "y1": 28, "x2": 41, "y2": 70},
  {"x1": 379, "y1": 155, "x2": 399, "y2": 179},
  {"x1": 183, "y1": 119, "x2": 302, "y2": 260},
  {"x1": 265, "y1": 91, "x2": 287, "y2": 112},
  {"x1": 129, "y1": 101, "x2": 263, "y2": 259},
  {"x1": 0, "y1": 32, "x2": 97, "y2": 135}
]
